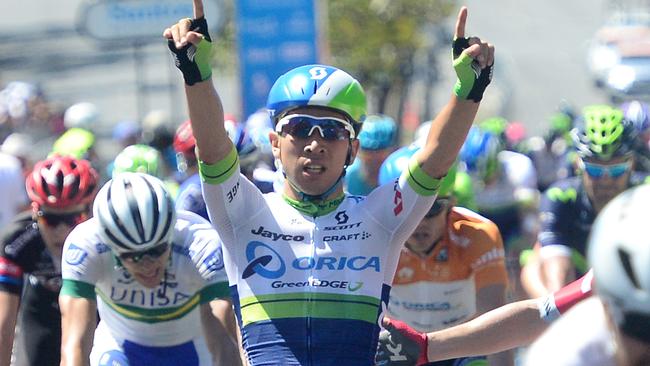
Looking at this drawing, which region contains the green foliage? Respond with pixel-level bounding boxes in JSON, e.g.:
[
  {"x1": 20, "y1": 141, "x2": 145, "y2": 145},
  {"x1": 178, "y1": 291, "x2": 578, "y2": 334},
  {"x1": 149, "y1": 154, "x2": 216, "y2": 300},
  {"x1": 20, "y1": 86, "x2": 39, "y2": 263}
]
[
  {"x1": 327, "y1": 0, "x2": 455, "y2": 88},
  {"x1": 210, "y1": 0, "x2": 236, "y2": 71}
]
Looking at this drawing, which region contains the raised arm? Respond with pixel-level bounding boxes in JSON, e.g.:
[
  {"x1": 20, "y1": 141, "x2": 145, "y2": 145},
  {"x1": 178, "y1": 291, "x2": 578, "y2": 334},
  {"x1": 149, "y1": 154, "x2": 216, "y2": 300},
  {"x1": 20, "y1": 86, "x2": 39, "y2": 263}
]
[
  {"x1": 164, "y1": 0, "x2": 233, "y2": 164},
  {"x1": 416, "y1": 7, "x2": 494, "y2": 178},
  {"x1": 59, "y1": 295, "x2": 97, "y2": 366}
]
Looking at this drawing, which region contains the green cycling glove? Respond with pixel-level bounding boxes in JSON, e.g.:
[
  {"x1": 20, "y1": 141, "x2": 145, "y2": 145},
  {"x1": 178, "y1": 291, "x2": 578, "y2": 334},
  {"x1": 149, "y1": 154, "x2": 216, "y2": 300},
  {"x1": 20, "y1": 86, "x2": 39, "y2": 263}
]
[
  {"x1": 168, "y1": 17, "x2": 213, "y2": 86},
  {"x1": 452, "y1": 37, "x2": 493, "y2": 102}
]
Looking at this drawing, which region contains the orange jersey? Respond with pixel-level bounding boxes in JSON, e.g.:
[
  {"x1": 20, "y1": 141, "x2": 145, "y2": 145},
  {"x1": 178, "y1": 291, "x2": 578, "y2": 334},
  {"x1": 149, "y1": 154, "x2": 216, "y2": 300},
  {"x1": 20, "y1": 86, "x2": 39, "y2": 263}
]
[{"x1": 387, "y1": 207, "x2": 508, "y2": 332}]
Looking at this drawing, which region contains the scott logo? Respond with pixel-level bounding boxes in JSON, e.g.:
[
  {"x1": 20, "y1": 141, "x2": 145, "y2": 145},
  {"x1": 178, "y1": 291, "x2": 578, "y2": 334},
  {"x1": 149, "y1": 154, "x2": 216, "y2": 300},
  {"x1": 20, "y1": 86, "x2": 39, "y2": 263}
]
[
  {"x1": 251, "y1": 226, "x2": 305, "y2": 242},
  {"x1": 334, "y1": 211, "x2": 349, "y2": 224}
]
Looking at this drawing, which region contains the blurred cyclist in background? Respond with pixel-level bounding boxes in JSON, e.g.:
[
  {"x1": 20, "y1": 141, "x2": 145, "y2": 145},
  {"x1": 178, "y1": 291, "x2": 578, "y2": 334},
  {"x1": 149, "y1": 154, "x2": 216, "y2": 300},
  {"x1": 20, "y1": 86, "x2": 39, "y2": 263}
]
[
  {"x1": 174, "y1": 118, "x2": 271, "y2": 221},
  {"x1": 531, "y1": 104, "x2": 648, "y2": 294},
  {"x1": 525, "y1": 111, "x2": 575, "y2": 192},
  {"x1": 620, "y1": 99, "x2": 650, "y2": 172},
  {"x1": 0, "y1": 155, "x2": 98, "y2": 366},
  {"x1": 0, "y1": 149, "x2": 29, "y2": 230},
  {"x1": 112, "y1": 119, "x2": 142, "y2": 150},
  {"x1": 110, "y1": 143, "x2": 180, "y2": 197},
  {"x1": 345, "y1": 114, "x2": 398, "y2": 195},
  {"x1": 458, "y1": 124, "x2": 539, "y2": 299},
  {"x1": 525, "y1": 184, "x2": 650, "y2": 366},
  {"x1": 378, "y1": 145, "x2": 510, "y2": 366}
]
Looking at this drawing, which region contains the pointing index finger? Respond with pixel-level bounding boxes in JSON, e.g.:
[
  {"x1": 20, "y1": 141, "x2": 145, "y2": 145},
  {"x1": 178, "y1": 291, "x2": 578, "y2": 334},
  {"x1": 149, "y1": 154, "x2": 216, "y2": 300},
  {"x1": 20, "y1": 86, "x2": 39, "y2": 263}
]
[
  {"x1": 454, "y1": 6, "x2": 468, "y2": 39},
  {"x1": 193, "y1": 0, "x2": 204, "y2": 19}
]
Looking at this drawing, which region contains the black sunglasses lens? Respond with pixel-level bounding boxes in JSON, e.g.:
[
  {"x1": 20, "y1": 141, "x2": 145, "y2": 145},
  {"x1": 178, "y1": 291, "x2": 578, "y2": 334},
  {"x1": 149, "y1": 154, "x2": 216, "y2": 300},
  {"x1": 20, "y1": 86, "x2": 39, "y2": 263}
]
[
  {"x1": 283, "y1": 117, "x2": 348, "y2": 140},
  {"x1": 121, "y1": 243, "x2": 168, "y2": 263},
  {"x1": 40, "y1": 211, "x2": 84, "y2": 226}
]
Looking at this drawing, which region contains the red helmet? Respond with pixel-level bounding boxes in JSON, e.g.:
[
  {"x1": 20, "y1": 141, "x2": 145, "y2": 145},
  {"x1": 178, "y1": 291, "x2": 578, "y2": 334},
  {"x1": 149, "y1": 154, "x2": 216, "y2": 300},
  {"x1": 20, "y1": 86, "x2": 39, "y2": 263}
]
[
  {"x1": 173, "y1": 119, "x2": 196, "y2": 159},
  {"x1": 26, "y1": 155, "x2": 99, "y2": 209}
]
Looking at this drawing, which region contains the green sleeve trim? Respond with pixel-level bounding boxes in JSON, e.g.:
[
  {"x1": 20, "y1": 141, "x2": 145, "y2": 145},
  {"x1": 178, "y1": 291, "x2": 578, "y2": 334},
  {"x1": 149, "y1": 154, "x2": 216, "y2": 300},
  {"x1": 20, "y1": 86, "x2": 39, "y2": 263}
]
[
  {"x1": 200, "y1": 282, "x2": 230, "y2": 303},
  {"x1": 198, "y1": 146, "x2": 239, "y2": 185},
  {"x1": 406, "y1": 158, "x2": 441, "y2": 196},
  {"x1": 60, "y1": 279, "x2": 96, "y2": 299}
]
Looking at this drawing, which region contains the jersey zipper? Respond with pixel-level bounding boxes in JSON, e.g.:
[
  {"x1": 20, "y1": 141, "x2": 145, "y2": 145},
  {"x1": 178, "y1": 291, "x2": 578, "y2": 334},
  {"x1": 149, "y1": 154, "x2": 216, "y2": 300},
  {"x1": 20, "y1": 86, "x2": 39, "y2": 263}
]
[{"x1": 307, "y1": 216, "x2": 317, "y2": 366}]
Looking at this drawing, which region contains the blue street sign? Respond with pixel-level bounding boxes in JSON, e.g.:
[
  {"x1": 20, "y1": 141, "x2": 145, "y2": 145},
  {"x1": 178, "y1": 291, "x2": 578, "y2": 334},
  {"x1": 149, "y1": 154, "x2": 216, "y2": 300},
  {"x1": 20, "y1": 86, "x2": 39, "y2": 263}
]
[{"x1": 236, "y1": 0, "x2": 319, "y2": 119}]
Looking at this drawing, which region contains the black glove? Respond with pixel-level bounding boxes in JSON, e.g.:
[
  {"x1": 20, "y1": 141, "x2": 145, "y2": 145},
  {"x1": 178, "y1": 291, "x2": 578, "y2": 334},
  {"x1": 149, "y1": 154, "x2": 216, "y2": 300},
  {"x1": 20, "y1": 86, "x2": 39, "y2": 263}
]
[
  {"x1": 167, "y1": 17, "x2": 213, "y2": 85},
  {"x1": 452, "y1": 37, "x2": 493, "y2": 102}
]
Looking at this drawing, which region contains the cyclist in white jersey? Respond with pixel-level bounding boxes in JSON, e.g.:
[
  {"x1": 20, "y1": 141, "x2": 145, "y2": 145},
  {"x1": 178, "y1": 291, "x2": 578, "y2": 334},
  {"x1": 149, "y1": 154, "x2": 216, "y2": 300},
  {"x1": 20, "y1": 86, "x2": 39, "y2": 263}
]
[
  {"x1": 59, "y1": 173, "x2": 240, "y2": 366},
  {"x1": 164, "y1": 2, "x2": 493, "y2": 365}
]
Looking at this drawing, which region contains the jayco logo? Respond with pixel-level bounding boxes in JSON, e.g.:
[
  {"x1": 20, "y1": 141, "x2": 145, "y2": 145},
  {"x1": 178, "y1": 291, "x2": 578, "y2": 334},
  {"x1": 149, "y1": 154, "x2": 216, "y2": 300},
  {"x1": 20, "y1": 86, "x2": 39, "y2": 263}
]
[{"x1": 251, "y1": 226, "x2": 305, "y2": 242}]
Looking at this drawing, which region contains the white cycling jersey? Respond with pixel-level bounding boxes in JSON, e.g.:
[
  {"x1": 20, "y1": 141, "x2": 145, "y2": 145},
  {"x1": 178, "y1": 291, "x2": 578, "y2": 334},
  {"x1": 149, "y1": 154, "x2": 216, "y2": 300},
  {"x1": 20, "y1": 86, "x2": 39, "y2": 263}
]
[
  {"x1": 60, "y1": 211, "x2": 229, "y2": 365},
  {"x1": 199, "y1": 147, "x2": 440, "y2": 365},
  {"x1": 474, "y1": 150, "x2": 537, "y2": 211}
]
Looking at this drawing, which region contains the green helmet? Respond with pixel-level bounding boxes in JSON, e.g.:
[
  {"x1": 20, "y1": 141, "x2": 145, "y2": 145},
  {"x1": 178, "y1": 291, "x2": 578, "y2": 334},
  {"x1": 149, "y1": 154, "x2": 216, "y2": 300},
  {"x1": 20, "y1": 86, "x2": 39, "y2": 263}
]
[
  {"x1": 453, "y1": 170, "x2": 477, "y2": 210},
  {"x1": 51, "y1": 128, "x2": 95, "y2": 159},
  {"x1": 437, "y1": 163, "x2": 458, "y2": 197},
  {"x1": 572, "y1": 105, "x2": 637, "y2": 160},
  {"x1": 112, "y1": 144, "x2": 163, "y2": 178},
  {"x1": 479, "y1": 117, "x2": 508, "y2": 141}
]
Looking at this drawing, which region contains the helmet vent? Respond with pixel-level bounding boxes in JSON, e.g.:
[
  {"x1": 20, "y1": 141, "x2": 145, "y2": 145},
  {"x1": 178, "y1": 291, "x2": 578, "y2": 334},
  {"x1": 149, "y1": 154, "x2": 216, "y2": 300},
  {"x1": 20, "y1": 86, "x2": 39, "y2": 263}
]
[
  {"x1": 124, "y1": 181, "x2": 145, "y2": 242},
  {"x1": 106, "y1": 182, "x2": 137, "y2": 245},
  {"x1": 618, "y1": 248, "x2": 641, "y2": 290},
  {"x1": 313, "y1": 81, "x2": 319, "y2": 94}
]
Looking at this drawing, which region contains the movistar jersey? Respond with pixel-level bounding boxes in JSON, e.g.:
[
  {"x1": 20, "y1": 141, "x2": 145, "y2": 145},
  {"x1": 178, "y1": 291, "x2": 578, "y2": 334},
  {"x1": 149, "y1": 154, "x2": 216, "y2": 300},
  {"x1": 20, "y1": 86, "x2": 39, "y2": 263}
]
[
  {"x1": 60, "y1": 211, "x2": 229, "y2": 349},
  {"x1": 199, "y1": 147, "x2": 440, "y2": 366},
  {"x1": 538, "y1": 173, "x2": 648, "y2": 262}
]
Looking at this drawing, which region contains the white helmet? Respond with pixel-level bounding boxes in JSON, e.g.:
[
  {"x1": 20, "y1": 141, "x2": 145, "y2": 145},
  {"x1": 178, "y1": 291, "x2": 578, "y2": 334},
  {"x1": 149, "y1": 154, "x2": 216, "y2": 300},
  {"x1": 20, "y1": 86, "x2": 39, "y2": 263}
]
[
  {"x1": 588, "y1": 184, "x2": 650, "y2": 341},
  {"x1": 1, "y1": 132, "x2": 33, "y2": 158},
  {"x1": 93, "y1": 172, "x2": 176, "y2": 254},
  {"x1": 64, "y1": 102, "x2": 99, "y2": 130}
]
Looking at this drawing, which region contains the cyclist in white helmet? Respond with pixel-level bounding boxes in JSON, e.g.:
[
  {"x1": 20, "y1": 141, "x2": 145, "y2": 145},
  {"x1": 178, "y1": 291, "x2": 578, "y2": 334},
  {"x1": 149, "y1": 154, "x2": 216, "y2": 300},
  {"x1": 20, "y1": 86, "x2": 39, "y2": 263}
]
[
  {"x1": 59, "y1": 173, "x2": 240, "y2": 366},
  {"x1": 165, "y1": 2, "x2": 493, "y2": 365},
  {"x1": 525, "y1": 184, "x2": 650, "y2": 366}
]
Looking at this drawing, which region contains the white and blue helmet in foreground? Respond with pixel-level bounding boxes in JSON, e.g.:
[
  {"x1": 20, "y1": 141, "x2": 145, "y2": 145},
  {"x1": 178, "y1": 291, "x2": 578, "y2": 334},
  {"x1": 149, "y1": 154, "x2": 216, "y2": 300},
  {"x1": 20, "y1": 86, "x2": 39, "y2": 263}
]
[{"x1": 93, "y1": 172, "x2": 176, "y2": 254}]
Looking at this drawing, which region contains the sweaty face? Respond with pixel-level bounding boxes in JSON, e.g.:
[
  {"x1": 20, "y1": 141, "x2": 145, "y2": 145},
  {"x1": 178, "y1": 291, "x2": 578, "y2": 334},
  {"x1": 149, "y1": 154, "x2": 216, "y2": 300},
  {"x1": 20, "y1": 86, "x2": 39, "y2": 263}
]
[
  {"x1": 580, "y1": 156, "x2": 633, "y2": 212},
  {"x1": 120, "y1": 248, "x2": 171, "y2": 288},
  {"x1": 271, "y1": 107, "x2": 358, "y2": 199}
]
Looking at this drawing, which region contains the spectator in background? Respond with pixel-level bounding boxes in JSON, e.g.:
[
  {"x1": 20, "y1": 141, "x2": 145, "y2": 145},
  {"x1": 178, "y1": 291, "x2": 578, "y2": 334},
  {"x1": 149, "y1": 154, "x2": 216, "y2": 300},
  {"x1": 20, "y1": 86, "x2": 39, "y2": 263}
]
[{"x1": 344, "y1": 114, "x2": 398, "y2": 195}]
